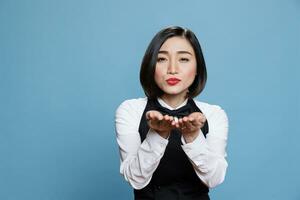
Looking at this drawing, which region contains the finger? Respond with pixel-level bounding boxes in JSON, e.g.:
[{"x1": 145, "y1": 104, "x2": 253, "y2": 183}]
[
  {"x1": 182, "y1": 116, "x2": 189, "y2": 122},
  {"x1": 179, "y1": 118, "x2": 186, "y2": 128},
  {"x1": 163, "y1": 115, "x2": 173, "y2": 127},
  {"x1": 164, "y1": 115, "x2": 170, "y2": 121},
  {"x1": 189, "y1": 112, "x2": 200, "y2": 118},
  {"x1": 146, "y1": 111, "x2": 152, "y2": 120},
  {"x1": 173, "y1": 116, "x2": 180, "y2": 128},
  {"x1": 189, "y1": 116, "x2": 200, "y2": 126},
  {"x1": 194, "y1": 114, "x2": 205, "y2": 126},
  {"x1": 147, "y1": 111, "x2": 156, "y2": 123},
  {"x1": 181, "y1": 117, "x2": 187, "y2": 128},
  {"x1": 178, "y1": 118, "x2": 183, "y2": 124},
  {"x1": 149, "y1": 112, "x2": 157, "y2": 124},
  {"x1": 190, "y1": 112, "x2": 204, "y2": 122},
  {"x1": 188, "y1": 116, "x2": 194, "y2": 122},
  {"x1": 167, "y1": 115, "x2": 176, "y2": 127},
  {"x1": 170, "y1": 116, "x2": 176, "y2": 126},
  {"x1": 179, "y1": 118, "x2": 187, "y2": 130},
  {"x1": 175, "y1": 121, "x2": 180, "y2": 128},
  {"x1": 200, "y1": 114, "x2": 206, "y2": 122},
  {"x1": 152, "y1": 111, "x2": 163, "y2": 121},
  {"x1": 147, "y1": 111, "x2": 161, "y2": 122},
  {"x1": 146, "y1": 112, "x2": 154, "y2": 126},
  {"x1": 192, "y1": 115, "x2": 202, "y2": 126},
  {"x1": 171, "y1": 120, "x2": 176, "y2": 126},
  {"x1": 184, "y1": 119, "x2": 194, "y2": 130}
]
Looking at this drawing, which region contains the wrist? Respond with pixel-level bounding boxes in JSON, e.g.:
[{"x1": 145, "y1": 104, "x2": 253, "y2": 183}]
[
  {"x1": 183, "y1": 130, "x2": 199, "y2": 143},
  {"x1": 154, "y1": 129, "x2": 170, "y2": 139}
]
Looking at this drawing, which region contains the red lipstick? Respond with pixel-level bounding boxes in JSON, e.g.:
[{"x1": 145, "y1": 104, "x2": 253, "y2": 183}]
[{"x1": 166, "y1": 78, "x2": 181, "y2": 86}]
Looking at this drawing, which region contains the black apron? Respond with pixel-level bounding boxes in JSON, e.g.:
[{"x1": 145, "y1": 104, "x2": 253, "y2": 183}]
[{"x1": 134, "y1": 97, "x2": 210, "y2": 200}]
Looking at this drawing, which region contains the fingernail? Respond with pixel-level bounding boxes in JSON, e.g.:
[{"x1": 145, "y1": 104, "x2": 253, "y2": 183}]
[{"x1": 174, "y1": 117, "x2": 179, "y2": 123}]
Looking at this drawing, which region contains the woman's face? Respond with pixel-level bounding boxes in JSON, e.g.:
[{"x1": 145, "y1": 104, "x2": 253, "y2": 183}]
[{"x1": 154, "y1": 36, "x2": 197, "y2": 98}]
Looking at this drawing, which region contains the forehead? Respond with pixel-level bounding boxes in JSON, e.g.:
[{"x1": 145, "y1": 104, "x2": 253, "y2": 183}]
[{"x1": 159, "y1": 36, "x2": 194, "y2": 53}]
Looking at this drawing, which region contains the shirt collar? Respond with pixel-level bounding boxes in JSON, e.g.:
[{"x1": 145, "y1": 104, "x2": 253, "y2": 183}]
[{"x1": 157, "y1": 97, "x2": 188, "y2": 110}]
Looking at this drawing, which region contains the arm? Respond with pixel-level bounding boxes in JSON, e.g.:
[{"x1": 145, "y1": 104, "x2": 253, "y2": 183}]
[
  {"x1": 115, "y1": 100, "x2": 169, "y2": 189},
  {"x1": 181, "y1": 105, "x2": 229, "y2": 188}
]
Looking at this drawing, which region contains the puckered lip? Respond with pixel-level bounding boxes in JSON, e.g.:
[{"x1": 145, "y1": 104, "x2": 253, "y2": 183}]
[{"x1": 166, "y1": 77, "x2": 181, "y2": 81}]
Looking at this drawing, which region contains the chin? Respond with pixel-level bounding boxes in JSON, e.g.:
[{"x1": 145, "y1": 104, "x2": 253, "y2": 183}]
[
  {"x1": 163, "y1": 89, "x2": 186, "y2": 96},
  {"x1": 159, "y1": 85, "x2": 188, "y2": 96}
]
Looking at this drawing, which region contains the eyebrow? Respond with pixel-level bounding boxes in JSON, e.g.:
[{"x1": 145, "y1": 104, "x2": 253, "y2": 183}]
[{"x1": 158, "y1": 50, "x2": 192, "y2": 55}]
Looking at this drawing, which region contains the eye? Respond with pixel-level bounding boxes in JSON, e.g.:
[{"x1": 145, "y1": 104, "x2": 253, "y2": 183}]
[
  {"x1": 180, "y1": 58, "x2": 189, "y2": 62},
  {"x1": 157, "y1": 57, "x2": 167, "y2": 62}
]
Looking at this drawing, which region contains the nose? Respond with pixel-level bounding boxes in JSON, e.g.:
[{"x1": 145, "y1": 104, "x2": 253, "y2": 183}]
[{"x1": 167, "y1": 58, "x2": 178, "y2": 74}]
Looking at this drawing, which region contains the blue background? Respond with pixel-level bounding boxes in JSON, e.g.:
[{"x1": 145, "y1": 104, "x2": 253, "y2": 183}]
[{"x1": 1, "y1": 0, "x2": 299, "y2": 199}]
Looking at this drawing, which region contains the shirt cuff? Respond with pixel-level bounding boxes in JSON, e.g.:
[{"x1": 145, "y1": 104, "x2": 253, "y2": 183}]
[
  {"x1": 144, "y1": 128, "x2": 169, "y2": 156},
  {"x1": 181, "y1": 129, "x2": 209, "y2": 159}
]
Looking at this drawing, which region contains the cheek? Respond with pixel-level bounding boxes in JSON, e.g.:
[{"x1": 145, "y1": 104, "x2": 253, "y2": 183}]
[
  {"x1": 182, "y1": 66, "x2": 197, "y2": 87},
  {"x1": 154, "y1": 66, "x2": 165, "y2": 80},
  {"x1": 185, "y1": 66, "x2": 197, "y2": 79},
  {"x1": 187, "y1": 69, "x2": 196, "y2": 77}
]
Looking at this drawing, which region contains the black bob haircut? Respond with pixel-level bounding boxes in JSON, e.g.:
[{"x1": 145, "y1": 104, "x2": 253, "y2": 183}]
[{"x1": 140, "y1": 26, "x2": 207, "y2": 100}]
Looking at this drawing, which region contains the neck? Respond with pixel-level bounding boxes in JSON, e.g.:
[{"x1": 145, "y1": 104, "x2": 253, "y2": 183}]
[{"x1": 160, "y1": 92, "x2": 188, "y2": 109}]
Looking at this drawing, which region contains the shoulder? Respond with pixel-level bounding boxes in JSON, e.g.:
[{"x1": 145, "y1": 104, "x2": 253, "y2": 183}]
[
  {"x1": 115, "y1": 97, "x2": 148, "y2": 119},
  {"x1": 116, "y1": 97, "x2": 148, "y2": 111}
]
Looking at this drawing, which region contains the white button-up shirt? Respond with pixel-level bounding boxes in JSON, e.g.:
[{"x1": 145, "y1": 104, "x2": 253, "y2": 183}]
[{"x1": 115, "y1": 97, "x2": 229, "y2": 190}]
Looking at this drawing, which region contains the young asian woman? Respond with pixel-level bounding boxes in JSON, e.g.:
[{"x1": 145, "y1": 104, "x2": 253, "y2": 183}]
[{"x1": 115, "y1": 26, "x2": 229, "y2": 200}]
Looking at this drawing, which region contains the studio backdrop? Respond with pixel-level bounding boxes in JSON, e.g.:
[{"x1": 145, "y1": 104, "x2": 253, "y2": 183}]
[{"x1": 0, "y1": 0, "x2": 299, "y2": 199}]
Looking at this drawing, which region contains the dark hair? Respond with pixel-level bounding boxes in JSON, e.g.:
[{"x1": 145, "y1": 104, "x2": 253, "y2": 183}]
[{"x1": 140, "y1": 26, "x2": 207, "y2": 99}]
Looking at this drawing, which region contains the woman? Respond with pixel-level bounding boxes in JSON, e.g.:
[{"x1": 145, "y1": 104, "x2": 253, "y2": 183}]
[{"x1": 115, "y1": 26, "x2": 229, "y2": 200}]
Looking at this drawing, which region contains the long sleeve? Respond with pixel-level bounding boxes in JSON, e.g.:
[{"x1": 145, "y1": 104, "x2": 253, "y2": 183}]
[
  {"x1": 181, "y1": 104, "x2": 229, "y2": 188},
  {"x1": 115, "y1": 99, "x2": 169, "y2": 189}
]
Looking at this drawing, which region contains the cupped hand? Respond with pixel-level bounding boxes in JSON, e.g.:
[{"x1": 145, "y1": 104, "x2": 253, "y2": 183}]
[
  {"x1": 178, "y1": 112, "x2": 206, "y2": 143},
  {"x1": 146, "y1": 110, "x2": 175, "y2": 139}
]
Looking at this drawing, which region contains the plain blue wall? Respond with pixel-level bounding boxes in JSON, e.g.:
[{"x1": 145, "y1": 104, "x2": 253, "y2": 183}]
[{"x1": 1, "y1": 0, "x2": 299, "y2": 199}]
